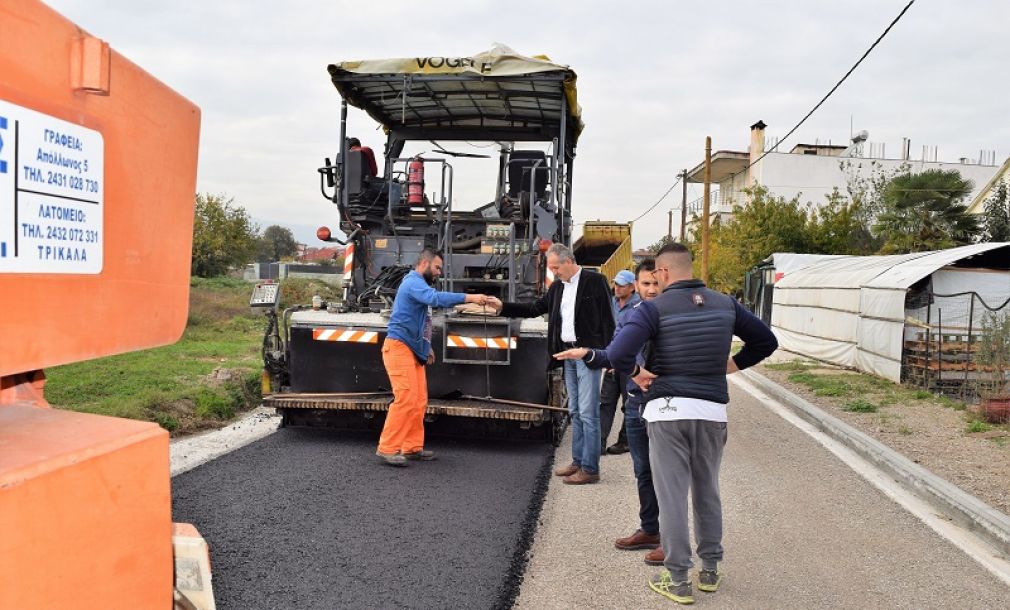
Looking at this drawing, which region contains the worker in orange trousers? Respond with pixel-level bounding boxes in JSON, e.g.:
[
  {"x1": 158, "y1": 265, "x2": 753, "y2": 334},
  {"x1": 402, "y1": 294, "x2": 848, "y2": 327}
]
[{"x1": 376, "y1": 248, "x2": 490, "y2": 466}]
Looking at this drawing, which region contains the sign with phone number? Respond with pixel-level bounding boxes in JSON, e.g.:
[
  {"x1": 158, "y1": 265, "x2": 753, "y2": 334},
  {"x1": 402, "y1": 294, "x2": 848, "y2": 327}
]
[{"x1": 0, "y1": 98, "x2": 104, "y2": 273}]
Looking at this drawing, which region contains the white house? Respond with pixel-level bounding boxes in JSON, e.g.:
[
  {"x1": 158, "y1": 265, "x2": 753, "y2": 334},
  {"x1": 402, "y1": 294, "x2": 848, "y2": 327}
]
[{"x1": 684, "y1": 122, "x2": 1001, "y2": 220}]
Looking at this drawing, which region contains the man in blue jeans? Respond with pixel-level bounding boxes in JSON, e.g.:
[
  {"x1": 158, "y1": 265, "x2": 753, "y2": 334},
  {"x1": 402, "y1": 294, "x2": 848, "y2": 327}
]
[
  {"x1": 496, "y1": 242, "x2": 614, "y2": 484},
  {"x1": 599, "y1": 269, "x2": 640, "y2": 455},
  {"x1": 555, "y1": 259, "x2": 663, "y2": 558}
]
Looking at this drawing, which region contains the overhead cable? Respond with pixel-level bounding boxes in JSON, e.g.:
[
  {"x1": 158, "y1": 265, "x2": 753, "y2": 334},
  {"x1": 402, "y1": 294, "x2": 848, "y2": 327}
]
[
  {"x1": 632, "y1": 175, "x2": 682, "y2": 223},
  {"x1": 633, "y1": 0, "x2": 917, "y2": 222},
  {"x1": 731, "y1": 0, "x2": 917, "y2": 180}
]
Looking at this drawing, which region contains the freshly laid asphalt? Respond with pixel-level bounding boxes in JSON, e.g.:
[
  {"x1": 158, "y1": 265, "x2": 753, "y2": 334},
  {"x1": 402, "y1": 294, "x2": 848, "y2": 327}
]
[
  {"x1": 171, "y1": 427, "x2": 553, "y2": 610},
  {"x1": 173, "y1": 372, "x2": 1010, "y2": 609}
]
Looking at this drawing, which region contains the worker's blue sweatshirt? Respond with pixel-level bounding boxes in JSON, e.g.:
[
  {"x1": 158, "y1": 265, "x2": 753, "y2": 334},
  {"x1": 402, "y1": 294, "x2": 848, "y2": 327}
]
[{"x1": 386, "y1": 271, "x2": 466, "y2": 361}]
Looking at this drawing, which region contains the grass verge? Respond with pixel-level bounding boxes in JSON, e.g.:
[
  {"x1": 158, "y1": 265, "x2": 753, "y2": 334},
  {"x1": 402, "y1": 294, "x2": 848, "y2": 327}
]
[
  {"x1": 45, "y1": 276, "x2": 274, "y2": 436},
  {"x1": 766, "y1": 359, "x2": 1009, "y2": 440}
]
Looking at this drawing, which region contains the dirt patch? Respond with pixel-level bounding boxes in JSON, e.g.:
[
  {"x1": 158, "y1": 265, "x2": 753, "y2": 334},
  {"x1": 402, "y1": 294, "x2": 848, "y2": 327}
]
[
  {"x1": 757, "y1": 363, "x2": 1010, "y2": 516},
  {"x1": 154, "y1": 399, "x2": 220, "y2": 437},
  {"x1": 205, "y1": 367, "x2": 244, "y2": 386}
]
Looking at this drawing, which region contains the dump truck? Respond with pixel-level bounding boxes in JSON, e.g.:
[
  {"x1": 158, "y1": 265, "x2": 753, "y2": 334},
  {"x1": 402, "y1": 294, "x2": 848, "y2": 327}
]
[
  {"x1": 256, "y1": 46, "x2": 584, "y2": 444},
  {"x1": 573, "y1": 220, "x2": 634, "y2": 281},
  {"x1": 0, "y1": 2, "x2": 212, "y2": 608}
]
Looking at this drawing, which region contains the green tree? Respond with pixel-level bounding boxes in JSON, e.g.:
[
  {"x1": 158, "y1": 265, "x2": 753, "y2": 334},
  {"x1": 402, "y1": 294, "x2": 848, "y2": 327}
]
[
  {"x1": 257, "y1": 225, "x2": 299, "y2": 262},
  {"x1": 874, "y1": 169, "x2": 979, "y2": 254},
  {"x1": 981, "y1": 180, "x2": 1010, "y2": 242},
  {"x1": 645, "y1": 235, "x2": 673, "y2": 253},
  {"x1": 806, "y1": 190, "x2": 879, "y2": 255},
  {"x1": 841, "y1": 159, "x2": 910, "y2": 232},
  {"x1": 702, "y1": 186, "x2": 811, "y2": 293},
  {"x1": 191, "y1": 193, "x2": 259, "y2": 277}
]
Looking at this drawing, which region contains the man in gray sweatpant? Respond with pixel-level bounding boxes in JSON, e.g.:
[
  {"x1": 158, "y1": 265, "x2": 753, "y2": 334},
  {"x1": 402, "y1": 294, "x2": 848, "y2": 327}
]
[{"x1": 597, "y1": 242, "x2": 778, "y2": 604}]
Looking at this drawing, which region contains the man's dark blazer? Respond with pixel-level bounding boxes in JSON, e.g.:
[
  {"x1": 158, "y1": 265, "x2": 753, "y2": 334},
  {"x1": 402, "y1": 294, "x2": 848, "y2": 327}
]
[{"x1": 500, "y1": 268, "x2": 616, "y2": 369}]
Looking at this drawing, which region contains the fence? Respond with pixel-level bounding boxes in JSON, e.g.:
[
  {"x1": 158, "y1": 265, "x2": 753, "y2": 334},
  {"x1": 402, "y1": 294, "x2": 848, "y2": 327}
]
[
  {"x1": 902, "y1": 289, "x2": 1010, "y2": 401},
  {"x1": 243, "y1": 262, "x2": 342, "y2": 285},
  {"x1": 684, "y1": 188, "x2": 724, "y2": 217}
]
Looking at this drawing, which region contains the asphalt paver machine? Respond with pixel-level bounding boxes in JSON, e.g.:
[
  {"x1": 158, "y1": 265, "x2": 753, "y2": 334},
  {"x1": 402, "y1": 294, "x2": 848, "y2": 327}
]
[{"x1": 258, "y1": 46, "x2": 584, "y2": 443}]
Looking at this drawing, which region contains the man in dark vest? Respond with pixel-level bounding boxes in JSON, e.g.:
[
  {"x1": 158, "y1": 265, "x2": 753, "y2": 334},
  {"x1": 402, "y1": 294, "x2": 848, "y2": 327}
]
[
  {"x1": 493, "y1": 242, "x2": 615, "y2": 484},
  {"x1": 584, "y1": 242, "x2": 777, "y2": 604}
]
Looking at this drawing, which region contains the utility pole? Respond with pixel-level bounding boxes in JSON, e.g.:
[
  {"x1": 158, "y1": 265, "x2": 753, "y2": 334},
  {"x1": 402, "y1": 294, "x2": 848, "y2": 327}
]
[
  {"x1": 679, "y1": 169, "x2": 687, "y2": 242},
  {"x1": 702, "y1": 137, "x2": 712, "y2": 283},
  {"x1": 667, "y1": 209, "x2": 673, "y2": 243}
]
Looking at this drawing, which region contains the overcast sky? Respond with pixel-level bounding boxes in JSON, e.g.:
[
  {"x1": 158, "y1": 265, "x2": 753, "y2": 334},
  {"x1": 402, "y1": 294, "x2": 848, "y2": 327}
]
[{"x1": 45, "y1": 0, "x2": 1010, "y2": 248}]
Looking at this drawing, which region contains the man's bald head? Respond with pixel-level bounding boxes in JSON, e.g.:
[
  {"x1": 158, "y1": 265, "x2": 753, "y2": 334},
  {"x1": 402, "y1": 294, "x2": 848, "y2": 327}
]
[{"x1": 654, "y1": 242, "x2": 694, "y2": 287}]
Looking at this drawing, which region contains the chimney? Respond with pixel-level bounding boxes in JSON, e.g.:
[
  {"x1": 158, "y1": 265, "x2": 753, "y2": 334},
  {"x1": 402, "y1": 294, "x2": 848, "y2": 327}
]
[{"x1": 748, "y1": 120, "x2": 766, "y2": 187}]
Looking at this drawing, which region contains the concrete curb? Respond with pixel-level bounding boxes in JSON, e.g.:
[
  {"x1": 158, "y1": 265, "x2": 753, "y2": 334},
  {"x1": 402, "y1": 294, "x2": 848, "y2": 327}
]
[
  {"x1": 170, "y1": 406, "x2": 281, "y2": 477},
  {"x1": 740, "y1": 369, "x2": 1010, "y2": 559}
]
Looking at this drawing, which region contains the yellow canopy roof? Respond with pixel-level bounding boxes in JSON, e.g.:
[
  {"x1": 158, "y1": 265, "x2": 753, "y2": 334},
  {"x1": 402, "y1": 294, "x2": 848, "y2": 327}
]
[{"x1": 328, "y1": 44, "x2": 582, "y2": 144}]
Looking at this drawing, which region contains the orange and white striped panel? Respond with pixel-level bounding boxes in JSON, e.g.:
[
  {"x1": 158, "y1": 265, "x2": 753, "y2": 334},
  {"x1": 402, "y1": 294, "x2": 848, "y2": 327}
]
[
  {"x1": 343, "y1": 243, "x2": 355, "y2": 280},
  {"x1": 446, "y1": 335, "x2": 517, "y2": 350},
  {"x1": 313, "y1": 328, "x2": 379, "y2": 343}
]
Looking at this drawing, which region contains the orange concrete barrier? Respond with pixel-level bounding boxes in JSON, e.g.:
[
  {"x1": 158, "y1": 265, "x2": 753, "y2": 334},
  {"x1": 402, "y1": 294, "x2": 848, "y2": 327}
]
[{"x1": 0, "y1": 406, "x2": 173, "y2": 608}]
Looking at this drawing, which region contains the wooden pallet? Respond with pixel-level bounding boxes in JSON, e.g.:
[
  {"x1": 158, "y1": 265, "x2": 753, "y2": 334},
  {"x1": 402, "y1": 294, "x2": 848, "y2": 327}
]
[{"x1": 904, "y1": 340, "x2": 977, "y2": 353}]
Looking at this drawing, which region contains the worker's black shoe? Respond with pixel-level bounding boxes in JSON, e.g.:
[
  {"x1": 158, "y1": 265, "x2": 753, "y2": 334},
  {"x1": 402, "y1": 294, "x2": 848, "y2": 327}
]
[
  {"x1": 606, "y1": 441, "x2": 630, "y2": 455},
  {"x1": 376, "y1": 450, "x2": 407, "y2": 467},
  {"x1": 403, "y1": 450, "x2": 436, "y2": 461}
]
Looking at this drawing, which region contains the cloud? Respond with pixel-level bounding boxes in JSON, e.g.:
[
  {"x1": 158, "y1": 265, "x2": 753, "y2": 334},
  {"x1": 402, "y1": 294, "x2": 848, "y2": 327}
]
[{"x1": 44, "y1": 0, "x2": 1010, "y2": 248}]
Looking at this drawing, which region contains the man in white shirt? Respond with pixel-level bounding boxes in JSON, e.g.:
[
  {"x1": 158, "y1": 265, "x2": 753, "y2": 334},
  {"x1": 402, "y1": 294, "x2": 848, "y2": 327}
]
[{"x1": 496, "y1": 243, "x2": 615, "y2": 484}]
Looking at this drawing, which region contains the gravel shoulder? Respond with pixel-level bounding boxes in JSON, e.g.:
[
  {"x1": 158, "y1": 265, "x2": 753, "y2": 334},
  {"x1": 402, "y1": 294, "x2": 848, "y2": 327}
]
[{"x1": 756, "y1": 358, "x2": 1010, "y2": 516}]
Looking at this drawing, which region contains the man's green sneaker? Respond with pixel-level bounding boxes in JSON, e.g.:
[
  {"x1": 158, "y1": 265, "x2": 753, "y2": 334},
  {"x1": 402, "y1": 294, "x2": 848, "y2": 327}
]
[
  {"x1": 698, "y1": 564, "x2": 723, "y2": 592},
  {"x1": 648, "y1": 570, "x2": 694, "y2": 604}
]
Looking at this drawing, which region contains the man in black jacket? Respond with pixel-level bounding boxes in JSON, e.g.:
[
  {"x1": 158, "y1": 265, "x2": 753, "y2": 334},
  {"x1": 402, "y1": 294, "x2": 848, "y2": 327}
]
[
  {"x1": 493, "y1": 242, "x2": 615, "y2": 484},
  {"x1": 589, "y1": 242, "x2": 778, "y2": 604}
]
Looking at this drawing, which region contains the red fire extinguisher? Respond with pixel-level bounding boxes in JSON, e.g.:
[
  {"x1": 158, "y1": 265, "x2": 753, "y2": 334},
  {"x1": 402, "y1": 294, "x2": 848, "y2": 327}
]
[{"x1": 407, "y1": 156, "x2": 425, "y2": 205}]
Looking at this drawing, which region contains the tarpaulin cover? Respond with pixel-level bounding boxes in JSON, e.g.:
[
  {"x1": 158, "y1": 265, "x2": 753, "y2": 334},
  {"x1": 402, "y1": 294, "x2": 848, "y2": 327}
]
[
  {"x1": 328, "y1": 44, "x2": 582, "y2": 142},
  {"x1": 770, "y1": 243, "x2": 1010, "y2": 381}
]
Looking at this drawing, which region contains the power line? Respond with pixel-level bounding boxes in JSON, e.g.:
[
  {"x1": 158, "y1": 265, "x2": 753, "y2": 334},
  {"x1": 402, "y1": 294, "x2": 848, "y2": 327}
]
[
  {"x1": 731, "y1": 0, "x2": 917, "y2": 180},
  {"x1": 632, "y1": 0, "x2": 917, "y2": 223},
  {"x1": 631, "y1": 175, "x2": 682, "y2": 223}
]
